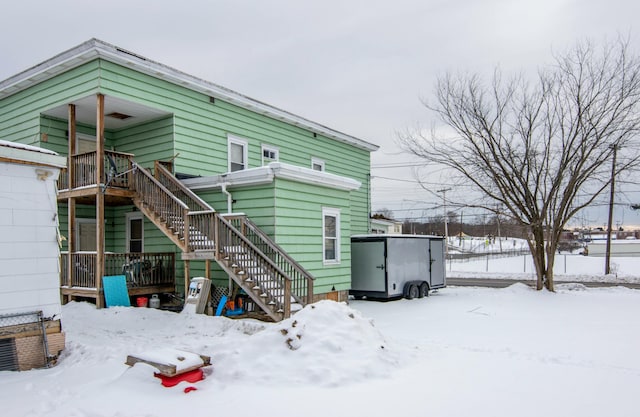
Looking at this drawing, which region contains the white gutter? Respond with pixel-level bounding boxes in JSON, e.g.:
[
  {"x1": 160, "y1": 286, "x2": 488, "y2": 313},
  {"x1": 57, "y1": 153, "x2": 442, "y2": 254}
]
[
  {"x1": 182, "y1": 162, "x2": 361, "y2": 192},
  {"x1": 220, "y1": 183, "x2": 233, "y2": 214}
]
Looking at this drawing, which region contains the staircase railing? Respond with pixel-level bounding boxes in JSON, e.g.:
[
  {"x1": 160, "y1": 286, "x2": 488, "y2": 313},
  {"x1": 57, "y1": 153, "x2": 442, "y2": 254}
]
[
  {"x1": 154, "y1": 162, "x2": 214, "y2": 212},
  {"x1": 223, "y1": 214, "x2": 315, "y2": 306},
  {"x1": 131, "y1": 163, "x2": 190, "y2": 243},
  {"x1": 215, "y1": 214, "x2": 293, "y2": 318},
  {"x1": 187, "y1": 211, "x2": 217, "y2": 251}
]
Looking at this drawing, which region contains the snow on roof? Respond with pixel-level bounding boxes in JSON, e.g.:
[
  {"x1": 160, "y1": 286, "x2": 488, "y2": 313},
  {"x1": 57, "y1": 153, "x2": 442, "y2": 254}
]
[
  {"x1": 0, "y1": 39, "x2": 379, "y2": 153},
  {"x1": 0, "y1": 139, "x2": 66, "y2": 168},
  {"x1": 0, "y1": 139, "x2": 58, "y2": 155}
]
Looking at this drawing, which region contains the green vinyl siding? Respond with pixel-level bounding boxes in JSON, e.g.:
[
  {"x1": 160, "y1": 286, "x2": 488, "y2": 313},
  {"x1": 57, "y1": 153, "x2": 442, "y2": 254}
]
[
  {"x1": 273, "y1": 178, "x2": 352, "y2": 293},
  {"x1": 111, "y1": 116, "x2": 175, "y2": 168},
  {"x1": 0, "y1": 61, "x2": 100, "y2": 146}
]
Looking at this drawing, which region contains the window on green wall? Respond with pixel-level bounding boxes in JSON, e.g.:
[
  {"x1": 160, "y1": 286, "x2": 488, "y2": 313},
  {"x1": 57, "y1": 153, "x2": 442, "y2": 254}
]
[
  {"x1": 228, "y1": 135, "x2": 248, "y2": 172},
  {"x1": 322, "y1": 207, "x2": 341, "y2": 264},
  {"x1": 261, "y1": 144, "x2": 279, "y2": 165},
  {"x1": 311, "y1": 157, "x2": 325, "y2": 172}
]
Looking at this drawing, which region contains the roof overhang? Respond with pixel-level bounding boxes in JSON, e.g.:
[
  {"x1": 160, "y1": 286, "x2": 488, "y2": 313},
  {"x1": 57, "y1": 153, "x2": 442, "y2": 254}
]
[
  {"x1": 0, "y1": 39, "x2": 379, "y2": 152},
  {"x1": 0, "y1": 139, "x2": 67, "y2": 168},
  {"x1": 183, "y1": 162, "x2": 361, "y2": 192}
]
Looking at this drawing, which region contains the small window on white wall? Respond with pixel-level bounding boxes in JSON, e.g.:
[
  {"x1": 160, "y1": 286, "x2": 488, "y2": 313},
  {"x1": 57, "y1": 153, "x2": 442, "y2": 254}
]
[
  {"x1": 322, "y1": 207, "x2": 340, "y2": 264},
  {"x1": 311, "y1": 157, "x2": 325, "y2": 172},
  {"x1": 228, "y1": 135, "x2": 248, "y2": 172},
  {"x1": 262, "y1": 145, "x2": 279, "y2": 165}
]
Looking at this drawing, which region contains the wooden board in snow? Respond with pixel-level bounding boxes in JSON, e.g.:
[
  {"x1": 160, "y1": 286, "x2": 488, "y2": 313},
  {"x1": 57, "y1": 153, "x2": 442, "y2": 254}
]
[{"x1": 125, "y1": 348, "x2": 211, "y2": 376}]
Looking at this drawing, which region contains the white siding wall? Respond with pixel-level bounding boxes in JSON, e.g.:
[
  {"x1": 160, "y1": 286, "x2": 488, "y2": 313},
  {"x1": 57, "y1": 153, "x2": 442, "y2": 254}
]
[{"x1": 0, "y1": 162, "x2": 62, "y2": 318}]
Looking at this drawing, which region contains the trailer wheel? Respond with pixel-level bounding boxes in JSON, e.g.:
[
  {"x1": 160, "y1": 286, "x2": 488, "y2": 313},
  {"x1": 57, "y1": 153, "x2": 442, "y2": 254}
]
[
  {"x1": 418, "y1": 282, "x2": 430, "y2": 298},
  {"x1": 406, "y1": 284, "x2": 419, "y2": 300}
]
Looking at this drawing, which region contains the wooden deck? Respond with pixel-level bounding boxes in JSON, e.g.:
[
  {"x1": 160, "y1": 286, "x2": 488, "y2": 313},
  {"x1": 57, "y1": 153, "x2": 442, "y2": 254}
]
[{"x1": 60, "y1": 252, "x2": 176, "y2": 304}]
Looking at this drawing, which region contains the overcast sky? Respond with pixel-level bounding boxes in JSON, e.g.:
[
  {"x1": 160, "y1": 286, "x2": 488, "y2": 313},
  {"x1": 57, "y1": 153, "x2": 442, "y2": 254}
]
[{"x1": 2, "y1": 0, "x2": 639, "y2": 227}]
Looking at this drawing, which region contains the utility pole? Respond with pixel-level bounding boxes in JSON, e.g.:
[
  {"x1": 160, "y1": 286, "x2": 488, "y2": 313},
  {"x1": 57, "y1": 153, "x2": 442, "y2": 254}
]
[
  {"x1": 605, "y1": 144, "x2": 618, "y2": 275},
  {"x1": 496, "y1": 205, "x2": 503, "y2": 253},
  {"x1": 438, "y1": 188, "x2": 452, "y2": 255}
]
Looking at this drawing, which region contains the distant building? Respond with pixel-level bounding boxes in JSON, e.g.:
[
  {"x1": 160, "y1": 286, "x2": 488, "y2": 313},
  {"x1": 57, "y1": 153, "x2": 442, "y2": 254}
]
[{"x1": 371, "y1": 217, "x2": 403, "y2": 234}]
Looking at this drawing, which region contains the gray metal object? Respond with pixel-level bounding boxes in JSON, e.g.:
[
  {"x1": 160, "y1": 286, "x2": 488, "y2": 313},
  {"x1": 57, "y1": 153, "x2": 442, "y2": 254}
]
[{"x1": 350, "y1": 235, "x2": 446, "y2": 300}]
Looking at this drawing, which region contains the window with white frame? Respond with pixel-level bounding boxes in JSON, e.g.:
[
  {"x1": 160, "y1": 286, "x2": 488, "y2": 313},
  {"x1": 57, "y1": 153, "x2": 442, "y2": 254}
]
[
  {"x1": 322, "y1": 207, "x2": 340, "y2": 263},
  {"x1": 261, "y1": 144, "x2": 279, "y2": 165},
  {"x1": 126, "y1": 212, "x2": 144, "y2": 253},
  {"x1": 311, "y1": 157, "x2": 325, "y2": 172},
  {"x1": 228, "y1": 135, "x2": 248, "y2": 172}
]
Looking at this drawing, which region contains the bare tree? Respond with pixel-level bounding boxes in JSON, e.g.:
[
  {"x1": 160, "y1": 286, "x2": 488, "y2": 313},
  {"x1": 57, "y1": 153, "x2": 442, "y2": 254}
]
[
  {"x1": 373, "y1": 208, "x2": 395, "y2": 220},
  {"x1": 400, "y1": 39, "x2": 640, "y2": 291}
]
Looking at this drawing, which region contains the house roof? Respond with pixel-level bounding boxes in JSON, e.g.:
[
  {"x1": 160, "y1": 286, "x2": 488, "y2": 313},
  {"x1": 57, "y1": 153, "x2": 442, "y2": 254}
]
[
  {"x1": 0, "y1": 39, "x2": 379, "y2": 153},
  {"x1": 183, "y1": 162, "x2": 361, "y2": 192},
  {"x1": 0, "y1": 139, "x2": 67, "y2": 168}
]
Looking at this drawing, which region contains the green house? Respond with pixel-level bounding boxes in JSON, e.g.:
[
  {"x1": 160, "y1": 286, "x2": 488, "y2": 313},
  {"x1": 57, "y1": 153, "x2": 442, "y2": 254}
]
[{"x1": 0, "y1": 39, "x2": 378, "y2": 321}]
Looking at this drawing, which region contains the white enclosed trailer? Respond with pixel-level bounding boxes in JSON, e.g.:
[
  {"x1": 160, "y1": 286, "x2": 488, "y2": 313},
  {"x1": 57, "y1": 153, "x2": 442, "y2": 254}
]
[{"x1": 350, "y1": 235, "x2": 446, "y2": 299}]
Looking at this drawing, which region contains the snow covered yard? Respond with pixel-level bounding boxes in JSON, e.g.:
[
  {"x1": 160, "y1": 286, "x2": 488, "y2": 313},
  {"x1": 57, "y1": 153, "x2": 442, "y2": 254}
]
[{"x1": 1, "y1": 284, "x2": 639, "y2": 417}]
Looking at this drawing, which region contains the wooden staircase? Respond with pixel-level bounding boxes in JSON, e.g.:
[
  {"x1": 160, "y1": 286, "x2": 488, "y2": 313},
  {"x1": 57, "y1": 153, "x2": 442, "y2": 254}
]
[{"x1": 128, "y1": 161, "x2": 314, "y2": 321}]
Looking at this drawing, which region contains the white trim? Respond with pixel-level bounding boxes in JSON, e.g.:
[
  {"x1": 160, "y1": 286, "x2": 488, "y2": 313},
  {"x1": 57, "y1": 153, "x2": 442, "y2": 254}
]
[
  {"x1": 261, "y1": 144, "x2": 279, "y2": 165},
  {"x1": 227, "y1": 135, "x2": 248, "y2": 172},
  {"x1": 183, "y1": 162, "x2": 361, "y2": 191},
  {"x1": 126, "y1": 212, "x2": 144, "y2": 253},
  {"x1": 311, "y1": 157, "x2": 325, "y2": 172},
  {"x1": 0, "y1": 39, "x2": 379, "y2": 152},
  {"x1": 322, "y1": 207, "x2": 341, "y2": 264},
  {"x1": 0, "y1": 140, "x2": 66, "y2": 168}
]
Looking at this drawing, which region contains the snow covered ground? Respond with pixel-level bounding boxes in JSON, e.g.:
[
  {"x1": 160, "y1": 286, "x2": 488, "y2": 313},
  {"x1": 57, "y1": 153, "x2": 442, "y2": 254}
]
[{"x1": 2, "y1": 252, "x2": 640, "y2": 416}]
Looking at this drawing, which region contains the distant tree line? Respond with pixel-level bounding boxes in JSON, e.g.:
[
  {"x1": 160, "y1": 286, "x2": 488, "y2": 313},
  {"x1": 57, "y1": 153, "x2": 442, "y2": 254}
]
[{"x1": 401, "y1": 211, "x2": 529, "y2": 239}]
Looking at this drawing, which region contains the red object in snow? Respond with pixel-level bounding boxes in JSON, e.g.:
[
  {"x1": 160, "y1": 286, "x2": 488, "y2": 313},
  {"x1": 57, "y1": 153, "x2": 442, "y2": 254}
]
[
  {"x1": 154, "y1": 368, "x2": 204, "y2": 387},
  {"x1": 183, "y1": 386, "x2": 198, "y2": 393}
]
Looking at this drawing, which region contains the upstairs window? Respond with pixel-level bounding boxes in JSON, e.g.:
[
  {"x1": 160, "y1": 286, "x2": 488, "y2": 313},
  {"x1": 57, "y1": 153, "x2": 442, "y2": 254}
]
[
  {"x1": 311, "y1": 157, "x2": 325, "y2": 172},
  {"x1": 322, "y1": 207, "x2": 340, "y2": 264},
  {"x1": 228, "y1": 135, "x2": 248, "y2": 172},
  {"x1": 262, "y1": 145, "x2": 279, "y2": 165}
]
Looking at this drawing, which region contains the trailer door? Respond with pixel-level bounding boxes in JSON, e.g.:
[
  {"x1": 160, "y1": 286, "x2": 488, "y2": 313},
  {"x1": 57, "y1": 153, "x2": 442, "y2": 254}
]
[
  {"x1": 429, "y1": 239, "x2": 445, "y2": 287},
  {"x1": 351, "y1": 240, "x2": 387, "y2": 292}
]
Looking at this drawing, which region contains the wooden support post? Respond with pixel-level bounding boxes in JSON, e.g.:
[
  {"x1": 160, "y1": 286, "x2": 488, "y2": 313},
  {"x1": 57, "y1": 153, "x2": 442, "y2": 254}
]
[
  {"x1": 68, "y1": 104, "x2": 76, "y2": 188},
  {"x1": 67, "y1": 104, "x2": 76, "y2": 303},
  {"x1": 214, "y1": 213, "x2": 220, "y2": 261},
  {"x1": 205, "y1": 259, "x2": 211, "y2": 279},
  {"x1": 67, "y1": 199, "x2": 75, "y2": 303},
  {"x1": 284, "y1": 280, "x2": 291, "y2": 319},
  {"x1": 95, "y1": 94, "x2": 105, "y2": 308},
  {"x1": 184, "y1": 259, "x2": 190, "y2": 298}
]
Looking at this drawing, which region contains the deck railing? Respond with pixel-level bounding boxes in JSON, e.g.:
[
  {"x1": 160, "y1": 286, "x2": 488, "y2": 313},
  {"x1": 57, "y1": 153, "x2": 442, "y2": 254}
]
[
  {"x1": 215, "y1": 215, "x2": 293, "y2": 316},
  {"x1": 58, "y1": 151, "x2": 134, "y2": 190},
  {"x1": 131, "y1": 163, "x2": 189, "y2": 241},
  {"x1": 187, "y1": 211, "x2": 217, "y2": 251},
  {"x1": 60, "y1": 252, "x2": 175, "y2": 289},
  {"x1": 223, "y1": 214, "x2": 315, "y2": 305}
]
